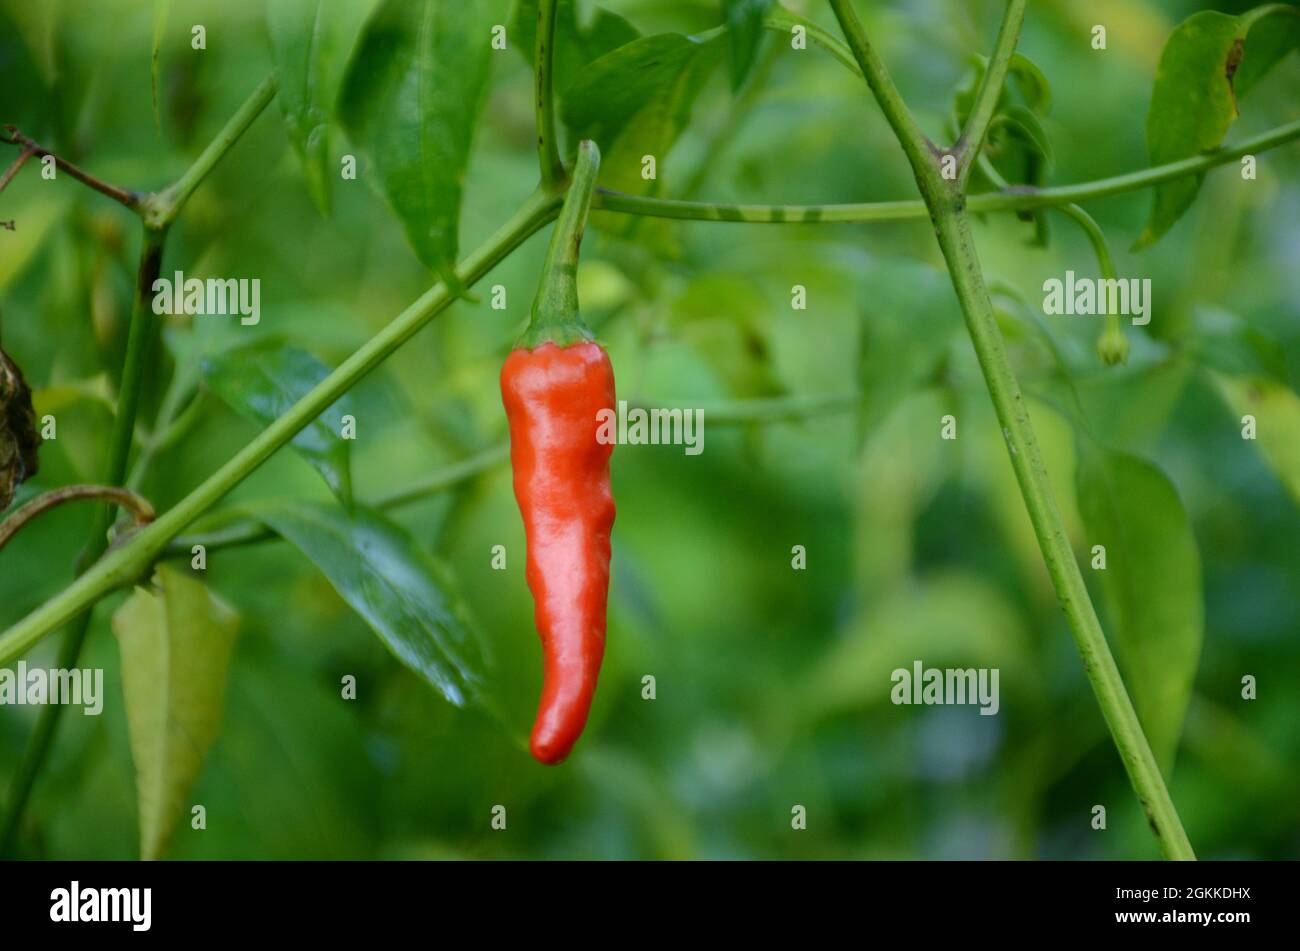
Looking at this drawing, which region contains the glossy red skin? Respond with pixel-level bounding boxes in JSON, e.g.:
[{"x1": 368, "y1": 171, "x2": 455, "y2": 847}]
[{"x1": 501, "y1": 341, "x2": 616, "y2": 764}]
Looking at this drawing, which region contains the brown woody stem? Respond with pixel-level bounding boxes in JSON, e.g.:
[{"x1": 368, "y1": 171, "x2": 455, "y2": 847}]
[{"x1": 0, "y1": 126, "x2": 142, "y2": 209}]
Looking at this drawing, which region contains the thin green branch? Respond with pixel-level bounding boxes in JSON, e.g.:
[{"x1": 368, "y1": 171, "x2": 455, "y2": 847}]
[
  {"x1": 3, "y1": 75, "x2": 275, "y2": 227},
  {"x1": 954, "y1": 0, "x2": 1028, "y2": 183},
  {"x1": 374, "y1": 443, "x2": 509, "y2": 510},
  {"x1": 592, "y1": 117, "x2": 1300, "y2": 223},
  {"x1": 1057, "y1": 206, "x2": 1117, "y2": 292},
  {"x1": 0, "y1": 189, "x2": 561, "y2": 669},
  {"x1": 1057, "y1": 203, "x2": 1129, "y2": 366},
  {"x1": 976, "y1": 152, "x2": 1128, "y2": 365},
  {"x1": 0, "y1": 485, "x2": 154, "y2": 550},
  {"x1": 142, "y1": 74, "x2": 278, "y2": 229},
  {"x1": 163, "y1": 443, "x2": 511, "y2": 559},
  {"x1": 535, "y1": 0, "x2": 565, "y2": 189},
  {"x1": 162, "y1": 518, "x2": 276, "y2": 559}
]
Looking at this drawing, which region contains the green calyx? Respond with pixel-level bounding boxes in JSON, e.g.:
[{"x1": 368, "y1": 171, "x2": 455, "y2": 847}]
[{"x1": 517, "y1": 139, "x2": 602, "y2": 350}]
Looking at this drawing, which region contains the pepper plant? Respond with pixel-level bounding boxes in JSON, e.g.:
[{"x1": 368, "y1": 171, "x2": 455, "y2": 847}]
[{"x1": 1, "y1": 0, "x2": 1298, "y2": 860}]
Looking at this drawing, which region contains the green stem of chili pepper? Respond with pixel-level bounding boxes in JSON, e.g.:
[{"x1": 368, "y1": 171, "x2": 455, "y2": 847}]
[{"x1": 517, "y1": 140, "x2": 602, "y2": 350}]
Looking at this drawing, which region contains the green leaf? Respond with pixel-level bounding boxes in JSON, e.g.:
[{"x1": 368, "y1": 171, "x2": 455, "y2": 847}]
[
  {"x1": 997, "y1": 104, "x2": 1053, "y2": 166},
  {"x1": 1235, "y1": 4, "x2": 1300, "y2": 95},
  {"x1": 510, "y1": 0, "x2": 639, "y2": 95},
  {"x1": 723, "y1": 0, "x2": 774, "y2": 90},
  {"x1": 984, "y1": 106, "x2": 1053, "y2": 244},
  {"x1": 253, "y1": 500, "x2": 489, "y2": 708},
  {"x1": 267, "y1": 0, "x2": 376, "y2": 215},
  {"x1": 561, "y1": 32, "x2": 726, "y2": 194},
  {"x1": 1075, "y1": 444, "x2": 1203, "y2": 773},
  {"x1": 953, "y1": 53, "x2": 1053, "y2": 243},
  {"x1": 1212, "y1": 373, "x2": 1300, "y2": 508},
  {"x1": 1135, "y1": 12, "x2": 1243, "y2": 251},
  {"x1": 338, "y1": 0, "x2": 500, "y2": 279},
  {"x1": 1135, "y1": 6, "x2": 1300, "y2": 250},
  {"x1": 764, "y1": 5, "x2": 860, "y2": 76},
  {"x1": 954, "y1": 52, "x2": 1052, "y2": 126},
  {"x1": 112, "y1": 565, "x2": 240, "y2": 861},
  {"x1": 202, "y1": 342, "x2": 353, "y2": 504},
  {"x1": 1007, "y1": 53, "x2": 1052, "y2": 114}
]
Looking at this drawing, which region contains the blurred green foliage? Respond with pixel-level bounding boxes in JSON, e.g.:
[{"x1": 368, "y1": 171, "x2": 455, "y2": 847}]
[{"x1": 1, "y1": 0, "x2": 1298, "y2": 860}]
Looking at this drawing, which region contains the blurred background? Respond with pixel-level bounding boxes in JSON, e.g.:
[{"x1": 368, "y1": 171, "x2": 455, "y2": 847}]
[{"x1": 0, "y1": 0, "x2": 1297, "y2": 859}]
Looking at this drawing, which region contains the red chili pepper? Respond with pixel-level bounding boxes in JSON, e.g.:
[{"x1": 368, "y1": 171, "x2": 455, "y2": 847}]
[
  {"x1": 502, "y1": 341, "x2": 615, "y2": 763},
  {"x1": 501, "y1": 140, "x2": 615, "y2": 764}
]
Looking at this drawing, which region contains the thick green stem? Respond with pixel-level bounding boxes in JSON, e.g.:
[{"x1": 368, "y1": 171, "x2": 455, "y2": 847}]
[
  {"x1": 827, "y1": 0, "x2": 1195, "y2": 858},
  {"x1": 0, "y1": 191, "x2": 560, "y2": 668},
  {"x1": 518, "y1": 140, "x2": 600, "y2": 349},
  {"x1": 535, "y1": 0, "x2": 564, "y2": 189},
  {"x1": 934, "y1": 208, "x2": 1194, "y2": 859}
]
